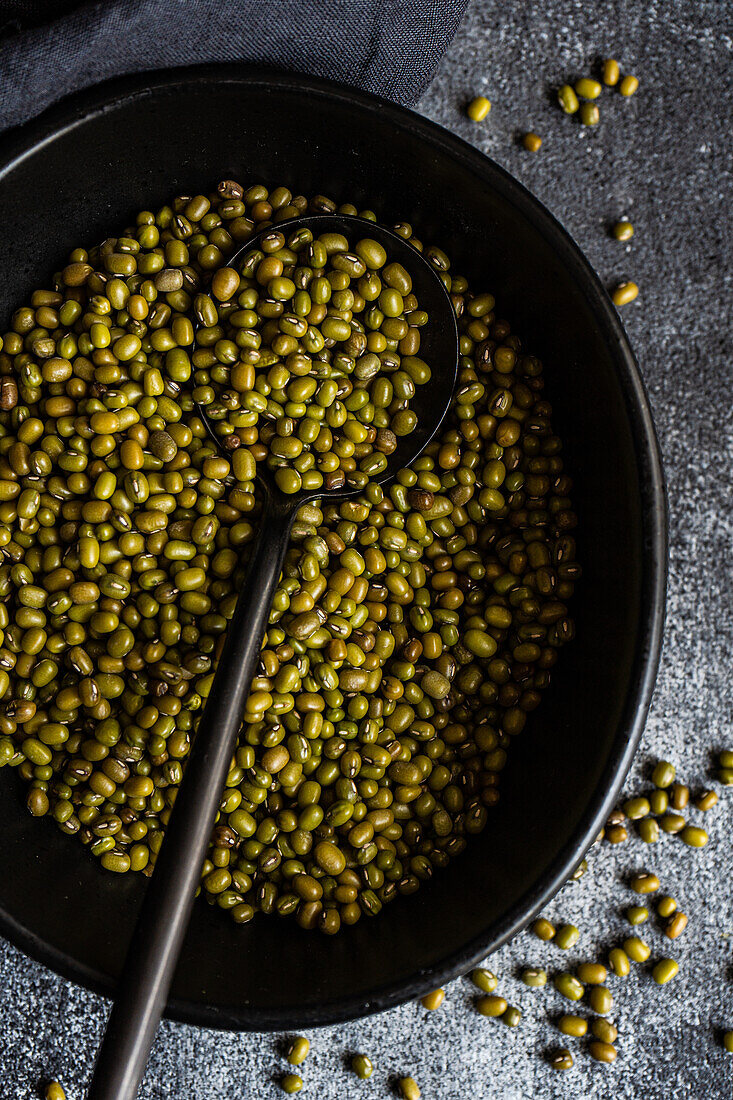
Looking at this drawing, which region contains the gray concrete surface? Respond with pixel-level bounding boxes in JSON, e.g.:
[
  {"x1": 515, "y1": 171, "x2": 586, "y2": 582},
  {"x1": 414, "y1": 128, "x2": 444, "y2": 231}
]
[{"x1": 1, "y1": 1, "x2": 732, "y2": 1096}]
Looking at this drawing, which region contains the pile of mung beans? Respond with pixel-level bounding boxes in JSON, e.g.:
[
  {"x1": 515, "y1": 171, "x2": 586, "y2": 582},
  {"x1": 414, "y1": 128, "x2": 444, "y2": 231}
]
[
  {"x1": 459, "y1": 750, "x2": 733, "y2": 1072},
  {"x1": 193, "y1": 227, "x2": 431, "y2": 495},
  {"x1": 0, "y1": 179, "x2": 578, "y2": 935},
  {"x1": 602, "y1": 758, "x2": 713, "y2": 849},
  {"x1": 557, "y1": 60, "x2": 639, "y2": 128}
]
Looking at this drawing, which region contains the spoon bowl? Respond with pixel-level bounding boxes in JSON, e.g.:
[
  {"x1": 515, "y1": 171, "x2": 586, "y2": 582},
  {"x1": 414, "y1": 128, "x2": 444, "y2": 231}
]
[{"x1": 192, "y1": 212, "x2": 459, "y2": 504}]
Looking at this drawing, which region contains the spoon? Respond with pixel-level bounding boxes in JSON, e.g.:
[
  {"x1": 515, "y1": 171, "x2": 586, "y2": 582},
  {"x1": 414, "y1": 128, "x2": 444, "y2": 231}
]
[{"x1": 87, "y1": 214, "x2": 459, "y2": 1100}]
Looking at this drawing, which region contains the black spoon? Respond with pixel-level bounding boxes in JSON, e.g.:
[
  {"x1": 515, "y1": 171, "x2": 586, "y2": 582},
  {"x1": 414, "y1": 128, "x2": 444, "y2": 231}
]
[{"x1": 87, "y1": 214, "x2": 459, "y2": 1100}]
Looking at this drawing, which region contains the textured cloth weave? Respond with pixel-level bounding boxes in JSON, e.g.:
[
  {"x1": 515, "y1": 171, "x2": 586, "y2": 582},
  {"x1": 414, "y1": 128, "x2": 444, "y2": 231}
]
[{"x1": 0, "y1": 0, "x2": 469, "y2": 133}]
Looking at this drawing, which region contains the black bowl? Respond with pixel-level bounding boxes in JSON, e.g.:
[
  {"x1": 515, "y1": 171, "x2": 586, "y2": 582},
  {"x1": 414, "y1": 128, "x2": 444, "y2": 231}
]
[{"x1": 0, "y1": 67, "x2": 666, "y2": 1030}]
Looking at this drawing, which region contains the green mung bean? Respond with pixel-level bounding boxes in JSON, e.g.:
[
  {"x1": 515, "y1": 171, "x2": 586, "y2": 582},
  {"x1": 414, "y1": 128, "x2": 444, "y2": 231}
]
[
  {"x1": 588, "y1": 986, "x2": 613, "y2": 1015},
  {"x1": 576, "y1": 963, "x2": 607, "y2": 985},
  {"x1": 575, "y1": 78, "x2": 602, "y2": 99},
  {"x1": 630, "y1": 873, "x2": 659, "y2": 894},
  {"x1": 558, "y1": 1014, "x2": 587, "y2": 1037},
  {"x1": 286, "y1": 1037, "x2": 310, "y2": 1065},
  {"x1": 638, "y1": 817, "x2": 660, "y2": 843},
  {"x1": 532, "y1": 918, "x2": 556, "y2": 941},
  {"x1": 471, "y1": 969, "x2": 499, "y2": 994},
  {"x1": 608, "y1": 948, "x2": 630, "y2": 977},
  {"x1": 579, "y1": 103, "x2": 600, "y2": 126},
  {"x1": 626, "y1": 906, "x2": 649, "y2": 925},
  {"x1": 589, "y1": 1039, "x2": 617, "y2": 1064},
  {"x1": 623, "y1": 796, "x2": 650, "y2": 820},
  {"x1": 652, "y1": 958, "x2": 679, "y2": 984},
  {"x1": 660, "y1": 812, "x2": 686, "y2": 834},
  {"x1": 656, "y1": 895, "x2": 677, "y2": 918},
  {"x1": 420, "y1": 988, "x2": 445, "y2": 1010},
  {"x1": 612, "y1": 220, "x2": 634, "y2": 242},
  {"x1": 476, "y1": 994, "x2": 508, "y2": 1017},
  {"x1": 669, "y1": 783, "x2": 694, "y2": 812},
  {"x1": 555, "y1": 923, "x2": 580, "y2": 950},
  {"x1": 521, "y1": 968, "x2": 548, "y2": 988},
  {"x1": 649, "y1": 789, "x2": 668, "y2": 815},
  {"x1": 664, "y1": 913, "x2": 688, "y2": 939},
  {"x1": 591, "y1": 1017, "x2": 618, "y2": 1043},
  {"x1": 652, "y1": 760, "x2": 676, "y2": 788},
  {"x1": 397, "y1": 1077, "x2": 421, "y2": 1100},
  {"x1": 466, "y1": 97, "x2": 491, "y2": 121},
  {"x1": 695, "y1": 789, "x2": 718, "y2": 811},
  {"x1": 351, "y1": 1054, "x2": 374, "y2": 1078},
  {"x1": 554, "y1": 973, "x2": 584, "y2": 1001},
  {"x1": 602, "y1": 59, "x2": 620, "y2": 86},
  {"x1": 549, "y1": 1049, "x2": 573, "y2": 1070},
  {"x1": 623, "y1": 936, "x2": 651, "y2": 963},
  {"x1": 680, "y1": 825, "x2": 708, "y2": 848},
  {"x1": 557, "y1": 85, "x2": 579, "y2": 114}
]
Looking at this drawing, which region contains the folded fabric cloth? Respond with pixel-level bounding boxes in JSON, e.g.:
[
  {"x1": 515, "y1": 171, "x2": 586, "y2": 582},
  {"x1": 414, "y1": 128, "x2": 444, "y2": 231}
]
[{"x1": 0, "y1": 0, "x2": 469, "y2": 134}]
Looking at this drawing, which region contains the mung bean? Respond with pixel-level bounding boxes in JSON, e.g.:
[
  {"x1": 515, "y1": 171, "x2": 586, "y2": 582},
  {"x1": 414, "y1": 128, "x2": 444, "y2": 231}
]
[
  {"x1": 549, "y1": 1048, "x2": 573, "y2": 1070},
  {"x1": 286, "y1": 1037, "x2": 310, "y2": 1065},
  {"x1": 420, "y1": 988, "x2": 445, "y2": 1010},
  {"x1": 652, "y1": 958, "x2": 679, "y2": 984},
  {"x1": 467, "y1": 97, "x2": 491, "y2": 122},
  {"x1": 351, "y1": 1054, "x2": 373, "y2": 1078},
  {"x1": 612, "y1": 281, "x2": 638, "y2": 306}
]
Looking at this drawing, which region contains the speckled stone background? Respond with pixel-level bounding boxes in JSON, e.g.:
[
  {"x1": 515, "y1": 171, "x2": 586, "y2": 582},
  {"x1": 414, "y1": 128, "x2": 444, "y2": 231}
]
[{"x1": 1, "y1": 1, "x2": 732, "y2": 1096}]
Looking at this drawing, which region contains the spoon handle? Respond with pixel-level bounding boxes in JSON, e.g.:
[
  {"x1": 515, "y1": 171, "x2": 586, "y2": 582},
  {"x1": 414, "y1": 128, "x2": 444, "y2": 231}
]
[{"x1": 87, "y1": 494, "x2": 296, "y2": 1100}]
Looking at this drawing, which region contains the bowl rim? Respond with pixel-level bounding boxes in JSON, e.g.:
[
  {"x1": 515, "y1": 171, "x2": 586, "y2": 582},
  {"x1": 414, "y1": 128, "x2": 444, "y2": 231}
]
[{"x1": 0, "y1": 63, "x2": 668, "y2": 1031}]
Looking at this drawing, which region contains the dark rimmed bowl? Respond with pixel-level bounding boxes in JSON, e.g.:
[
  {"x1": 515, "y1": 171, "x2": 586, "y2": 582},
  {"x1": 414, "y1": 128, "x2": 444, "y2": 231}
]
[{"x1": 0, "y1": 67, "x2": 666, "y2": 1030}]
